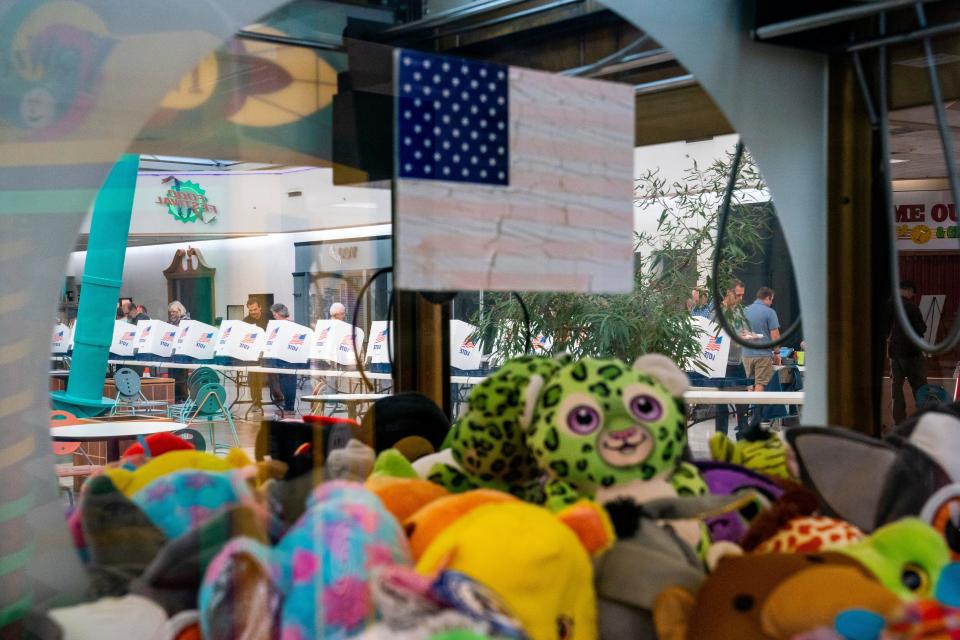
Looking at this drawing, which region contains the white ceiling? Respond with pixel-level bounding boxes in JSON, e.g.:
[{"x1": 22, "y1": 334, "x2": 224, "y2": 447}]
[{"x1": 889, "y1": 101, "x2": 960, "y2": 181}]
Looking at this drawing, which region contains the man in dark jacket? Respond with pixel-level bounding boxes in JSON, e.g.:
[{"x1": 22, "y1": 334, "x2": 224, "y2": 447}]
[{"x1": 889, "y1": 280, "x2": 928, "y2": 424}]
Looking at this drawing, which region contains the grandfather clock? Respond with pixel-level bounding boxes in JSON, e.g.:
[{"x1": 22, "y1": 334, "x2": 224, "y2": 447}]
[{"x1": 163, "y1": 247, "x2": 216, "y2": 324}]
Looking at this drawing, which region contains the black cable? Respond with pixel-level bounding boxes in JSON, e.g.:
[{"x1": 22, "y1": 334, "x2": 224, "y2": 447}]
[
  {"x1": 710, "y1": 141, "x2": 802, "y2": 350},
  {"x1": 511, "y1": 291, "x2": 532, "y2": 355},
  {"x1": 870, "y1": 5, "x2": 960, "y2": 354},
  {"x1": 351, "y1": 267, "x2": 393, "y2": 392},
  {"x1": 386, "y1": 289, "x2": 395, "y2": 370}
]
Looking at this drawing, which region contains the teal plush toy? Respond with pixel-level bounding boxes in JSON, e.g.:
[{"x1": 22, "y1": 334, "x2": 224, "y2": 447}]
[{"x1": 430, "y1": 354, "x2": 707, "y2": 511}]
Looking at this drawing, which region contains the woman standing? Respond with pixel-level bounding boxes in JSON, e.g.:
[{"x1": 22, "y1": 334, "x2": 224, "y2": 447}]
[{"x1": 167, "y1": 301, "x2": 191, "y2": 402}]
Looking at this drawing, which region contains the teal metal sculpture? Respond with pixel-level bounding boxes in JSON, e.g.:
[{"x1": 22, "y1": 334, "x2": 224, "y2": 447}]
[{"x1": 51, "y1": 154, "x2": 139, "y2": 416}]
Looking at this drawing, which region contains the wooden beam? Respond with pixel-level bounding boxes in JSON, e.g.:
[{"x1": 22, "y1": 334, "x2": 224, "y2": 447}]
[
  {"x1": 635, "y1": 85, "x2": 733, "y2": 146},
  {"x1": 826, "y1": 56, "x2": 886, "y2": 435}
]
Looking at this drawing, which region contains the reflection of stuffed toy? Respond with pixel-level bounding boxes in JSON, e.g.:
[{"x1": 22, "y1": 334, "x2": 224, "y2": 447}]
[
  {"x1": 199, "y1": 482, "x2": 411, "y2": 640},
  {"x1": 366, "y1": 475, "x2": 450, "y2": 523},
  {"x1": 103, "y1": 448, "x2": 253, "y2": 497},
  {"x1": 432, "y1": 354, "x2": 706, "y2": 511},
  {"x1": 358, "y1": 565, "x2": 528, "y2": 640},
  {"x1": 740, "y1": 480, "x2": 865, "y2": 554},
  {"x1": 526, "y1": 355, "x2": 707, "y2": 510},
  {"x1": 596, "y1": 493, "x2": 750, "y2": 640},
  {"x1": 788, "y1": 404, "x2": 960, "y2": 558},
  {"x1": 429, "y1": 355, "x2": 571, "y2": 499},
  {"x1": 361, "y1": 392, "x2": 451, "y2": 461},
  {"x1": 653, "y1": 519, "x2": 951, "y2": 640},
  {"x1": 833, "y1": 564, "x2": 960, "y2": 640},
  {"x1": 695, "y1": 461, "x2": 785, "y2": 544},
  {"x1": 122, "y1": 432, "x2": 195, "y2": 458},
  {"x1": 404, "y1": 490, "x2": 518, "y2": 561},
  {"x1": 654, "y1": 552, "x2": 901, "y2": 640},
  {"x1": 130, "y1": 468, "x2": 266, "y2": 540},
  {"x1": 416, "y1": 501, "x2": 596, "y2": 640},
  {"x1": 709, "y1": 432, "x2": 794, "y2": 480}
]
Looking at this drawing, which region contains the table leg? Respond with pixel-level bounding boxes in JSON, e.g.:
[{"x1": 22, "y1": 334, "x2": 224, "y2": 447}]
[
  {"x1": 347, "y1": 403, "x2": 357, "y2": 421},
  {"x1": 106, "y1": 438, "x2": 120, "y2": 462}
]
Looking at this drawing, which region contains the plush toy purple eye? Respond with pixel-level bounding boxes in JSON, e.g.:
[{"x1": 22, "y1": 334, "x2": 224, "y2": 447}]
[
  {"x1": 567, "y1": 405, "x2": 601, "y2": 434},
  {"x1": 629, "y1": 394, "x2": 663, "y2": 422}
]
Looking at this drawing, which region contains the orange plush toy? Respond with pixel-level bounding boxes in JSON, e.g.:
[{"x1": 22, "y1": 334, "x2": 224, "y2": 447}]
[
  {"x1": 404, "y1": 490, "x2": 518, "y2": 560},
  {"x1": 365, "y1": 475, "x2": 449, "y2": 523}
]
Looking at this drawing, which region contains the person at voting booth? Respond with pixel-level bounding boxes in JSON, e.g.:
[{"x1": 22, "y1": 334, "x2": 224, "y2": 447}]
[
  {"x1": 167, "y1": 301, "x2": 190, "y2": 402},
  {"x1": 243, "y1": 298, "x2": 278, "y2": 414},
  {"x1": 270, "y1": 303, "x2": 298, "y2": 415}
]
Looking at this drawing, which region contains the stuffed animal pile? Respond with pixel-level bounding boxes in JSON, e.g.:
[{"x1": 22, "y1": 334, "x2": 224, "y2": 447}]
[{"x1": 27, "y1": 357, "x2": 960, "y2": 640}]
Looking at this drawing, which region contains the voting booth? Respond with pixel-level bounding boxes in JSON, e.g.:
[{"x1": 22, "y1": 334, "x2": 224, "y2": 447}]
[
  {"x1": 173, "y1": 320, "x2": 218, "y2": 361},
  {"x1": 330, "y1": 320, "x2": 366, "y2": 367},
  {"x1": 109, "y1": 320, "x2": 139, "y2": 357},
  {"x1": 310, "y1": 319, "x2": 364, "y2": 366},
  {"x1": 215, "y1": 320, "x2": 266, "y2": 362},
  {"x1": 691, "y1": 316, "x2": 732, "y2": 379},
  {"x1": 262, "y1": 320, "x2": 314, "y2": 365},
  {"x1": 450, "y1": 320, "x2": 482, "y2": 371},
  {"x1": 51, "y1": 323, "x2": 70, "y2": 354},
  {"x1": 135, "y1": 319, "x2": 179, "y2": 359},
  {"x1": 366, "y1": 321, "x2": 392, "y2": 365}
]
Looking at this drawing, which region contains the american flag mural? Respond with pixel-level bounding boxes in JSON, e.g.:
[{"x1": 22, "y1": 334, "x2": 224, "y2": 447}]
[
  {"x1": 161, "y1": 331, "x2": 176, "y2": 342},
  {"x1": 375, "y1": 330, "x2": 388, "y2": 344},
  {"x1": 121, "y1": 331, "x2": 136, "y2": 342},
  {"x1": 394, "y1": 49, "x2": 635, "y2": 293},
  {"x1": 197, "y1": 332, "x2": 214, "y2": 344},
  {"x1": 240, "y1": 333, "x2": 258, "y2": 345}
]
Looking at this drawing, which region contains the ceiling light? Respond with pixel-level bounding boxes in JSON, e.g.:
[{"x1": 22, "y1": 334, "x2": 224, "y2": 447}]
[{"x1": 890, "y1": 158, "x2": 910, "y2": 164}]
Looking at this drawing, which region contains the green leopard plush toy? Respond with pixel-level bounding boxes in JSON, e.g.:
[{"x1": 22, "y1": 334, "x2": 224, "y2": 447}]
[
  {"x1": 431, "y1": 353, "x2": 707, "y2": 511},
  {"x1": 525, "y1": 353, "x2": 707, "y2": 511},
  {"x1": 428, "y1": 354, "x2": 570, "y2": 501}
]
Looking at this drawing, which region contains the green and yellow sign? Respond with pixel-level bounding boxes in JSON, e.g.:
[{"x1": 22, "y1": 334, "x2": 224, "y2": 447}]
[{"x1": 156, "y1": 176, "x2": 218, "y2": 224}]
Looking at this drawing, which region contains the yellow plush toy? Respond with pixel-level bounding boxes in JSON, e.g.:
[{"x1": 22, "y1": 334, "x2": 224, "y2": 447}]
[
  {"x1": 416, "y1": 501, "x2": 597, "y2": 640},
  {"x1": 102, "y1": 448, "x2": 253, "y2": 497}
]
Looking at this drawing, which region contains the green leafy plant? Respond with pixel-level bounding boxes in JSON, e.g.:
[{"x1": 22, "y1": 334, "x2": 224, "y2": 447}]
[{"x1": 474, "y1": 145, "x2": 773, "y2": 372}]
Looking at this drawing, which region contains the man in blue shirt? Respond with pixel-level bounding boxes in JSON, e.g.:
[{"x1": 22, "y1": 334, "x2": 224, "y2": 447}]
[{"x1": 742, "y1": 286, "x2": 781, "y2": 392}]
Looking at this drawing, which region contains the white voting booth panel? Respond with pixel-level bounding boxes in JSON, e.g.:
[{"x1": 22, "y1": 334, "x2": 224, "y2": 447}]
[
  {"x1": 174, "y1": 320, "x2": 219, "y2": 360},
  {"x1": 263, "y1": 320, "x2": 314, "y2": 364},
  {"x1": 110, "y1": 320, "x2": 139, "y2": 357},
  {"x1": 691, "y1": 317, "x2": 732, "y2": 378},
  {"x1": 310, "y1": 319, "x2": 334, "y2": 362},
  {"x1": 51, "y1": 323, "x2": 70, "y2": 354},
  {"x1": 68, "y1": 321, "x2": 77, "y2": 351},
  {"x1": 136, "y1": 319, "x2": 179, "y2": 358},
  {"x1": 215, "y1": 320, "x2": 266, "y2": 361},
  {"x1": 451, "y1": 320, "x2": 482, "y2": 370},
  {"x1": 366, "y1": 321, "x2": 392, "y2": 364},
  {"x1": 331, "y1": 321, "x2": 366, "y2": 366},
  {"x1": 311, "y1": 319, "x2": 364, "y2": 365}
]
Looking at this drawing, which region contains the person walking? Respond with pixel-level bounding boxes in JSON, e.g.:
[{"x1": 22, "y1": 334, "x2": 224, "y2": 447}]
[{"x1": 889, "y1": 280, "x2": 928, "y2": 424}]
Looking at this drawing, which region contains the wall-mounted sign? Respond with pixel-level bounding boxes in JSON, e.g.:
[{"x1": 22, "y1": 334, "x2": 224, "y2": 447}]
[
  {"x1": 893, "y1": 191, "x2": 959, "y2": 251},
  {"x1": 156, "y1": 176, "x2": 219, "y2": 224}
]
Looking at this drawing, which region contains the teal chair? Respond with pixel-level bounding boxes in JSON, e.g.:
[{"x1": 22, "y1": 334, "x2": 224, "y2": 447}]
[
  {"x1": 110, "y1": 367, "x2": 168, "y2": 416},
  {"x1": 168, "y1": 367, "x2": 219, "y2": 422},
  {"x1": 185, "y1": 381, "x2": 239, "y2": 455}
]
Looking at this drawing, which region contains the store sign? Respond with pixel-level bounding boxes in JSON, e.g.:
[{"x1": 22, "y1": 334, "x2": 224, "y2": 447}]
[
  {"x1": 156, "y1": 176, "x2": 219, "y2": 224},
  {"x1": 893, "y1": 191, "x2": 959, "y2": 251}
]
